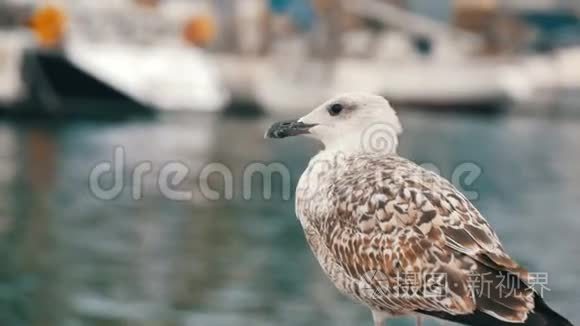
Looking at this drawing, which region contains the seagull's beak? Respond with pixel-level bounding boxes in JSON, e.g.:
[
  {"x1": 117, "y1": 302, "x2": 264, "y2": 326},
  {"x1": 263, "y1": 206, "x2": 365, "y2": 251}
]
[{"x1": 265, "y1": 119, "x2": 318, "y2": 139}]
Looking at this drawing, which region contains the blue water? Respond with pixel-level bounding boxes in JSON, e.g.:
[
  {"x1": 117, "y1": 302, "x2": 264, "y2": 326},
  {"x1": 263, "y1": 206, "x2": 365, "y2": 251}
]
[{"x1": 0, "y1": 111, "x2": 578, "y2": 326}]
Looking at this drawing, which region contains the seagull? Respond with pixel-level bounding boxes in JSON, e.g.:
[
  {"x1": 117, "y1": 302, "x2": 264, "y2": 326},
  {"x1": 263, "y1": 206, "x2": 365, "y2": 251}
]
[{"x1": 265, "y1": 93, "x2": 572, "y2": 326}]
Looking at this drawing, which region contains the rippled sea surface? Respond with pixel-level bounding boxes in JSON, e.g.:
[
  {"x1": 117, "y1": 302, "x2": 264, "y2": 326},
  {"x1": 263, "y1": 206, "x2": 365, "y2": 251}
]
[{"x1": 0, "y1": 110, "x2": 578, "y2": 326}]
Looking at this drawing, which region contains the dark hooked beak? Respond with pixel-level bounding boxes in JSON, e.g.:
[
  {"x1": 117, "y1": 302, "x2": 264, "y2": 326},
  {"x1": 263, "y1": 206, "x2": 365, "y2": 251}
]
[{"x1": 265, "y1": 120, "x2": 317, "y2": 139}]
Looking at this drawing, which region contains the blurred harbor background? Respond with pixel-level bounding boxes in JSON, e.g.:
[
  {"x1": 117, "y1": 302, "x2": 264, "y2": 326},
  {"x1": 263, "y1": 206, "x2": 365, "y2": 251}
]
[{"x1": 0, "y1": 0, "x2": 579, "y2": 325}]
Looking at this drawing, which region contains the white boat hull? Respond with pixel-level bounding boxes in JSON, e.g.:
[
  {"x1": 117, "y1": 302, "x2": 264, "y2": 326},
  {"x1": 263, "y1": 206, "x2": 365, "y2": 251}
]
[
  {"x1": 66, "y1": 41, "x2": 230, "y2": 113},
  {"x1": 248, "y1": 57, "x2": 512, "y2": 116}
]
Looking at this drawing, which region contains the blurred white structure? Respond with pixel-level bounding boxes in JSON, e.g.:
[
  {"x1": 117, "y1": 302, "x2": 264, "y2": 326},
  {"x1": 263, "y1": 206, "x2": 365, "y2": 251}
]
[
  {"x1": 66, "y1": 41, "x2": 229, "y2": 112},
  {"x1": 64, "y1": 0, "x2": 230, "y2": 112},
  {"x1": 234, "y1": 0, "x2": 509, "y2": 114},
  {"x1": 0, "y1": 31, "x2": 32, "y2": 107},
  {"x1": 234, "y1": 0, "x2": 580, "y2": 115}
]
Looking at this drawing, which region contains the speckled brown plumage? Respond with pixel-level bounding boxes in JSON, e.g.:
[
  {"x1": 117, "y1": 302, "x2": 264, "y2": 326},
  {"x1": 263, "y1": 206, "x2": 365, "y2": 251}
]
[{"x1": 296, "y1": 151, "x2": 534, "y2": 323}]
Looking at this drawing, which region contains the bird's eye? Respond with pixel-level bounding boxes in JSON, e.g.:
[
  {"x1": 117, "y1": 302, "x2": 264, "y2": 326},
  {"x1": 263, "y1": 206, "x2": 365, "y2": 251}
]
[{"x1": 328, "y1": 103, "x2": 343, "y2": 116}]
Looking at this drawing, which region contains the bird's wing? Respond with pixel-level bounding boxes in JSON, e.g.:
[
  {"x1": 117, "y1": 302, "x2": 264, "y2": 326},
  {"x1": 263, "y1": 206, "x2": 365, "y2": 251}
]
[{"x1": 319, "y1": 156, "x2": 533, "y2": 322}]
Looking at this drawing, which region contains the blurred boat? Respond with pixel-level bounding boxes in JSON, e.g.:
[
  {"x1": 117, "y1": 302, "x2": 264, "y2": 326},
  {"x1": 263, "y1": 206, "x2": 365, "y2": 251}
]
[
  {"x1": 62, "y1": 0, "x2": 230, "y2": 113},
  {"x1": 0, "y1": 3, "x2": 181, "y2": 118},
  {"x1": 218, "y1": 0, "x2": 580, "y2": 116},
  {"x1": 17, "y1": 49, "x2": 156, "y2": 119},
  {"x1": 220, "y1": 35, "x2": 513, "y2": 116},
  {"x1": 219, "y1": 0, "x2": 512, "y2": 115},
  {"x1": 65, "y1": 40, "x2": 229, "y2": 113},
  {"x1": 249, "y1": 48, "x2": 580, "y2": 116},
  {"x1": 0, "y1": 0, "x2": 230, "y2": 118},
  {"x1": 250, "y1": 56, "x2": 514, "y2": 116},
  {"x1": 0, "y1": 3, "x2": 156, "y2": 119}
]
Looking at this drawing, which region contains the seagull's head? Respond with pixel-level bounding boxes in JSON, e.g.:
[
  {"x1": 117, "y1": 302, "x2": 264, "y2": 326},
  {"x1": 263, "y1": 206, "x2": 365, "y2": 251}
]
[{"x1": 266, "y1": 92, "x2": 402, "y2": 153}]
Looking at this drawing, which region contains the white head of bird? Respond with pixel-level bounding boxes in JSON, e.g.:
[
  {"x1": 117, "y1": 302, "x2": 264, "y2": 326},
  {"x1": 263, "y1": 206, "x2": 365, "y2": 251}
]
[{"x1": 266, "y1": 93, "x2": 402, "y2": 154}]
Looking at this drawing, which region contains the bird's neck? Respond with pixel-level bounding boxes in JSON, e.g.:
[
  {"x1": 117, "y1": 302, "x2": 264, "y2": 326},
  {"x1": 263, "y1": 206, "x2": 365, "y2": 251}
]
[{"x1": 322, "y1": 133, "x2": 399, "y2": 155}]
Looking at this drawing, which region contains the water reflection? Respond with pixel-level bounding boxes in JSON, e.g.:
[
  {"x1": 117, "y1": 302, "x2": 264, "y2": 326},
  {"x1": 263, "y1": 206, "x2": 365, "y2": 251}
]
[{"x1": 0, "y1": 112, "x2": 578, "y2": 325}]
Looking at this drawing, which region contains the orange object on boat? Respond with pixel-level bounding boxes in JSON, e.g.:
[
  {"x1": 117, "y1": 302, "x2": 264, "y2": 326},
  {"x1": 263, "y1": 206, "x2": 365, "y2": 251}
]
[
  {"x1": 29, "y1": 4, "x2": 67, "y2": 48},
  {"x1": 183, "y1": 15, "x2": 216, "y2": 47}
]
